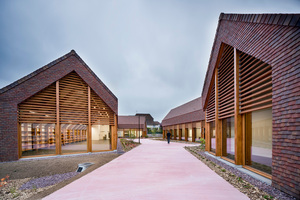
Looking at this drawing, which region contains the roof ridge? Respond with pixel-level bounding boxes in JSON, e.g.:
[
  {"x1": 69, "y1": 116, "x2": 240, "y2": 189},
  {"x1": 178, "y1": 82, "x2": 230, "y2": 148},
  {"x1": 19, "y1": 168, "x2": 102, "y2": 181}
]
[
  {"x1": 171, "y1": 96, "x2": 201, "y2": 110},
  {"x1": 220, "y1": 13, "x2": 300, "y2": 27},
  {"x1": 71, "y1": 51, "x2": 117, "y2": 100},
  {"x1": 162, "y1": 109, "x2": 202, "y2": 121}
]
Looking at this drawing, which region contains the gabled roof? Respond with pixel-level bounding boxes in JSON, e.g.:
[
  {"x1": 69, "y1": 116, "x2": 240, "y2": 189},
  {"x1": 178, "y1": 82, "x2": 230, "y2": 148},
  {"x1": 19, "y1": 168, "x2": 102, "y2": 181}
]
[
  {"x1": 202, "y1": 13, "x2": 300, "y2": 108},
  {"x1": 118, "y1": 115, "x2": 146, "y2": 129},
  {"x1": 135, "y1": 113, "x2": 154, "y2": 125},
  {"x1": 0, "y1": 50, "x2": 118, "y2": 114},
  {"x1": 161, "y1": 97, "x2": 204, "y2": 126}
]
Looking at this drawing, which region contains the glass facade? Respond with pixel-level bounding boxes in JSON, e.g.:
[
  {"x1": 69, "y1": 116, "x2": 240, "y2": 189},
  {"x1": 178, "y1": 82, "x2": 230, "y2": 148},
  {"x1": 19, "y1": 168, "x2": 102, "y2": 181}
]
[
  {"x1": 21, "y1": 123, "x2": 56, "y2": 157},
  {"x1": 210, "y1": 121, "x2": 216, "y2": 153},
  {"x1": 61, "y1": 124, "x2": 87, "y2": 154},
  {"x1": 196, "y1": 128, "x2": 201, "y2": 140},
  {"x1": 248, "y1": 108, "x2": 272, "y2": 174},
  {"x1": 222, "y1": 117, "x2": 235, "y2": 160},
  {"x1": 91, "y1": 125, "x2": 111, "y2": 151}
]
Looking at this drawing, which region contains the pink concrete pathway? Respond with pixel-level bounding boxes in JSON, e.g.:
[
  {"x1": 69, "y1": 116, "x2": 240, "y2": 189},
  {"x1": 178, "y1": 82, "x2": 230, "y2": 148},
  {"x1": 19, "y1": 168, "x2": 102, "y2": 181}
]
[{"x1": 44, "y1": 139, "x2": 248, "y2": 200}]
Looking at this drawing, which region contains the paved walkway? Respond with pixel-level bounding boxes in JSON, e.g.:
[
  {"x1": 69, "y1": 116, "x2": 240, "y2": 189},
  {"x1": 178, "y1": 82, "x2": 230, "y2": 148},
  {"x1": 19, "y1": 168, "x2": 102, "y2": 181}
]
[{"x1": 44, "y1": 139, "x2": 248, "y2": 200}]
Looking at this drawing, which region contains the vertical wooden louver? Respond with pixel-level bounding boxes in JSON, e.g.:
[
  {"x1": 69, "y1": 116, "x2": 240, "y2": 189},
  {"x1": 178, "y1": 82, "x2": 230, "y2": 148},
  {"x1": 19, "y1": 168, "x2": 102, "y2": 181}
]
[
  {"x1": 19, "y1": 83, "x2": 56, "y2": 123},
  {"x1": 59, "y1": 72, "x2": 88, "y2": 124},
  {"x1": 206, "y1": 82, "x2": 215, "y2": 122},
  {"x1": 239, "y1": 52, "x2": 272, "y2": 113},
  {"x1": 91, "y1": 89, "x2": 115, "y2": 125},
  {"x1": 218, "y1": 45, "x2": 234, "y2": 119}
]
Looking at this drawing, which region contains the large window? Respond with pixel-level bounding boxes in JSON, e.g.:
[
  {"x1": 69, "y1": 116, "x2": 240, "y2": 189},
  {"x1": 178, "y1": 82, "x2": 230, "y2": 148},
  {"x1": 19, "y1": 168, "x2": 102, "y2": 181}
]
[
  {"x1": 196, "y1": 128, "x2": 201, "y2": 140},
  {"x1": 91, "y1": 125, "x2": 111, "y2": 151},
  {"x1": 210, "y1": 122, "x2": 216, "y2": 153},
  {"x1": 21, "y1": 123, "x2": 56, "y2": 157},
  {"x1": 246, "y1": 108, "x2": 272, "y2": 174},
  {"x1": 61, "y1": 124, "x2": 87, "y2": 154},
  {"x1": 222, "y1": 117, "x2": 235, "y2": 160}
]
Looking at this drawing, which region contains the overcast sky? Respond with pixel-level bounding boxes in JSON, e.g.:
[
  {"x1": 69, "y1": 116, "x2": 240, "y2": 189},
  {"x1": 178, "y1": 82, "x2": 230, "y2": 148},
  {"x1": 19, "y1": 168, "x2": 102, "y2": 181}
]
[{"x1": 0, "y1": 0, "x2": 299, "y2": 122}]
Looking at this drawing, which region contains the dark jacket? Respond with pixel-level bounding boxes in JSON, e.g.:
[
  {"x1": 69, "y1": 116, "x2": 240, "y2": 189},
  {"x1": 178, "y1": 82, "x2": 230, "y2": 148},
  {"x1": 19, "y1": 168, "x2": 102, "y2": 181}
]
[{"x1": 167, "y1": 132, "x2": 171, "y2": 138}]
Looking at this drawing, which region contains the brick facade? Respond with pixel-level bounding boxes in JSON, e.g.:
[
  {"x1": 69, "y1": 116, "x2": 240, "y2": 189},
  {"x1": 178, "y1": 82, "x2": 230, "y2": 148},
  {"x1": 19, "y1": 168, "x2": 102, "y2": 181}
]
[
  {"x1": 0, "y1": 50, "x2": 118, "y2": 162},
  {"x1": 202, "y1": 13, "x2": 300, "y2": 198}
]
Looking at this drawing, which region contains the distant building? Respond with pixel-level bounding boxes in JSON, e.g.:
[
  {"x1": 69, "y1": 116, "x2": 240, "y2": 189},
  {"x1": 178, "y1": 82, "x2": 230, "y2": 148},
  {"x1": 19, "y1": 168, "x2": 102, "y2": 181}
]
[
  {"x1": 135, "y1": 113, "x2": 161, "y2": 131},
  {"x1": 118, "y1": 116, "x2": 147, "y2": 138},
  {"x1": 161, "y1": 97, "x2": 205, "y2": 142}
]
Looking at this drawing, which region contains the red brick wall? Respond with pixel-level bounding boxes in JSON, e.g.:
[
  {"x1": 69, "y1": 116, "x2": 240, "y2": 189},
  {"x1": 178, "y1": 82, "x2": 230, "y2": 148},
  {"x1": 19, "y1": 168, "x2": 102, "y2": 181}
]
[
  {"x1": 0, "y1": 52, "x2": 118, "y2": 162},
  {"x1": 202, "y1": 15, "x2": 299, "y2": 198}
]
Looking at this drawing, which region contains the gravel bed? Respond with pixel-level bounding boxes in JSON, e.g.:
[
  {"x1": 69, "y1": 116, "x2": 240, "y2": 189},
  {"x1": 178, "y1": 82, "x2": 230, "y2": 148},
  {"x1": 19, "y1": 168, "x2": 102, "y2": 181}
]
[
  {"x1": 196, "y1": 151, "x2": 296, "y2": 200},
  {"x1": 186, "y1": 145, "x2": 296, "y2": 200},
  {"x1": 117, "y1": 138, "x2": 125, "y2": 154},
  {"x1": 19, "y1": 172, "x2": 79, "y2": 190}
]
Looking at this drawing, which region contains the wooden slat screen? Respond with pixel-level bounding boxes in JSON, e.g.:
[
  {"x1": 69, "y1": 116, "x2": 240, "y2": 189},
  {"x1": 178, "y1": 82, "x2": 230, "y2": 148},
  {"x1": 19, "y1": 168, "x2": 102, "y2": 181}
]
[
  {"x1": 206, "y1": 82, "x2": 215, "y2": 123},
  {"x1": 91, "y1": 89, "x2": 115, "y2": 125},
  {"x1": 59, "y1": 72, "x2": 88, "y2": 124},
  {"x1": 239, "y1": 52, "x2": 272, "y2": 113},
  {"x1": 19, "y1": 71, "x2": 115, "y2": 126},
  {"x1": 19, "y1": 83, "x2": 56, "y2": 123},
  {"x1": 218, "y1": 45, "x2": 234, "y2": 119}
]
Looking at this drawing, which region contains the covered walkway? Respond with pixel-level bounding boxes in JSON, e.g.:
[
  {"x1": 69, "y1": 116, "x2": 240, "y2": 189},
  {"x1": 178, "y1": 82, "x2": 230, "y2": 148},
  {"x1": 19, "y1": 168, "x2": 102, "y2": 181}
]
[{"x1": 44, "y1": 139, "x2": 248, "y2": 200}]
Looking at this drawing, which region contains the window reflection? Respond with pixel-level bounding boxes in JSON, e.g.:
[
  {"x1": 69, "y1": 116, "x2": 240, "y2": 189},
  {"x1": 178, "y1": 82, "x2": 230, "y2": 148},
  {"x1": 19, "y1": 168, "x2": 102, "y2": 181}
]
[
  {"x1": 61, "y1": 124, "x2": 87, "y2": 154},
  {"x1": 210, "y1": 121, "x2": 216, "y2": 153},
  {"x1": 21, "y1": 123, "x2": 56, "y2": 157},
  {"x1": 222, "y1": 117, "x2": 235, "y2": 160},
  {"x1": 91, "y1": 125, "x2": 111, "y2": 151},
  {"x1": 248, "y1": 108, "x2": 272, "y2": 174}
]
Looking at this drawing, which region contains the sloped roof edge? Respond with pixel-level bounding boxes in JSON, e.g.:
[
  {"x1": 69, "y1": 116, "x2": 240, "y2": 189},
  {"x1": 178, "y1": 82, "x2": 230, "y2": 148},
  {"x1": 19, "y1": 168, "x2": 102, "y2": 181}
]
[
  {"x1": 0, "y1": 50, "x2": 117, "y2": 101},
  {"x1": 162, "y1": 97, "x2": 202, "y2": 121}
]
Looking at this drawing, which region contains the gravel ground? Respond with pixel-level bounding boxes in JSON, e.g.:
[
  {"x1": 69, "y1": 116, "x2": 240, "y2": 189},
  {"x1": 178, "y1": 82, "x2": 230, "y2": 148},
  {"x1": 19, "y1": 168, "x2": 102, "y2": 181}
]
[
  {"x1": 185, "y1": 145, "x2": 296, "y2": 200},
  {"x1": 0, "y1": 152, "x2": 120, "y2": 199}
]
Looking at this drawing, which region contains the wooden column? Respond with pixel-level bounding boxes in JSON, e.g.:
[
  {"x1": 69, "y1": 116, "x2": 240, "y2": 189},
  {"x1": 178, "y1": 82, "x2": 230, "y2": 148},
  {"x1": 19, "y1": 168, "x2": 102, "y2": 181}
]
[
  {"x1": 222, "y1": 120, "x2": 227, "y2": 156},
  {"x1": 174, "y1": 129, "x2": 177, "y2": 140},
  {"x1": 244, "y1": 113, "x2": 252, "y2": 165},
  {"x1": 192, "y1": 128, "x2": 196, "y2": 142},
  {"x1": 55, "y1": 81, "x2": 61, "y2": 155},
  {"x1": 234, "y1": 48, "x2": 243, "y2": 165},
  {"x1": 185, "y1": 127, "x2": 188, "y2": 141},
  {"x1": 111, "y1": 114, "x2": 117, "y2": 150},
  {"x1": 202, "y1": 121, "x2": 205, "y2": 139},
  {"x1": 215, "y1": 69, "x2": 222, "y2": 156},
  {"x1": 87, "y1": 86, "x2": 92, "y2": 152},
  {"x1": 205, "y1": 119, "x2": 210, "y2": 151},
  {"x1": 179, "y1": 129, "x2": 182, "y2": 141}
]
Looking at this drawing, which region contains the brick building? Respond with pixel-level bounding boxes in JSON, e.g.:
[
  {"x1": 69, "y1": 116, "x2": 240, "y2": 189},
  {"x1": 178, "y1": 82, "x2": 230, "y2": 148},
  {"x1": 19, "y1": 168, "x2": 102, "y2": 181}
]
[
  {"x1": 0, "y1": 50, "x2": 118, "y2": 162},
  {"x1": 202, "y1": 13, "x2": 299, "y2": 198},
  {"x1": 161, "y1": 97, "x2": 205, "y2": 142},
  {"x1": 117, "y1": 115, "x2": 147, "y2": 138}
]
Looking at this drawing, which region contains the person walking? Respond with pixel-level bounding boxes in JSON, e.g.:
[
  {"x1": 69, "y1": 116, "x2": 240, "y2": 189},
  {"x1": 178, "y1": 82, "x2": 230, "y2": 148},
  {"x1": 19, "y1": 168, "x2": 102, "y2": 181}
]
[{"x1": 167, "y1": 131, "x2": 171, "y2": 144}]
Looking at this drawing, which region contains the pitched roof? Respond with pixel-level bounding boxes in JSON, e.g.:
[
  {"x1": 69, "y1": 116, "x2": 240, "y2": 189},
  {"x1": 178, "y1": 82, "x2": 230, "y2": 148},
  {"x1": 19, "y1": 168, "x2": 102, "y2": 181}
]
[
  {"x1": 135, "y1": 113, "x2": 154, "y2": 125},
  {"x1": 202, "y1": 13, "x2": 300, "y2": 108},
  {"x1": 0, "y1": 50, "x2": 118, "y2": 114},
  {"x1": 161, "y1": 97, "x2": 204, "y2": 126},
  {"x1": 118, "y1": 115, "x2": 146, "y2": 129}
]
